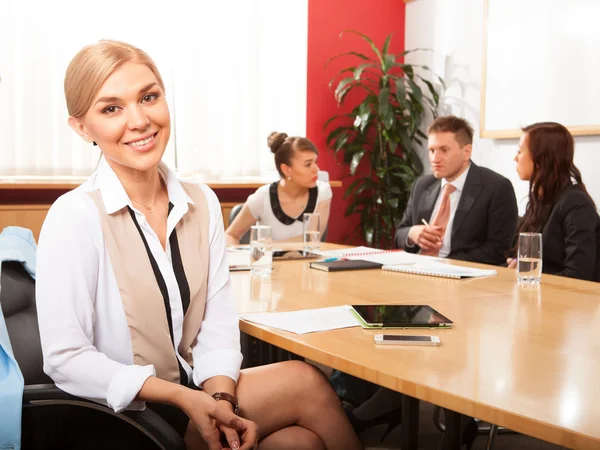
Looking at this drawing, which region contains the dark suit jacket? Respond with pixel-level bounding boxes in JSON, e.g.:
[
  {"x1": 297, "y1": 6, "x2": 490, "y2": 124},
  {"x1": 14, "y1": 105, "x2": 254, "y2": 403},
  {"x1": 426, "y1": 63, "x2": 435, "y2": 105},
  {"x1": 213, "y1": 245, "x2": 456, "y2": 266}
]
[
  {"x1": 540, "y1": 184, "x2": 600, "y2": 282},
  {"x1": 395, "y1": 162, "x2": 518, "y2": 266}
]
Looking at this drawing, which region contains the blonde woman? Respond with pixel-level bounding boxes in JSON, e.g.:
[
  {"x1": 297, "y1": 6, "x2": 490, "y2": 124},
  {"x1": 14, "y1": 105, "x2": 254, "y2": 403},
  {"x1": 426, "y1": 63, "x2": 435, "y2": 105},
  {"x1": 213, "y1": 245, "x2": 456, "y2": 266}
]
[
  {"x1": 225, "y1": 133, "x2": 332, "y2": 245},
  {"x1": 35, "y1": 40, "x2": 362, "y2": 450}
]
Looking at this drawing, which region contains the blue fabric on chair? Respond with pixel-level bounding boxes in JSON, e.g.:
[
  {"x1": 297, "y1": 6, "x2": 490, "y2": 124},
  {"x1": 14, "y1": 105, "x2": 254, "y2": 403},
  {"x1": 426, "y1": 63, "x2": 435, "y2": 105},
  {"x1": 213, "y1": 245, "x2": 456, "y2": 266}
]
[
  {"x1": 0, "y1": 227, "x2": 37, "y2": 279},
  {"x1": 0, "y1": 226, "x2": 36, "y2": 449},
  {"x1": 0, "y1": 297, "x2": 24, "y2": 450}
]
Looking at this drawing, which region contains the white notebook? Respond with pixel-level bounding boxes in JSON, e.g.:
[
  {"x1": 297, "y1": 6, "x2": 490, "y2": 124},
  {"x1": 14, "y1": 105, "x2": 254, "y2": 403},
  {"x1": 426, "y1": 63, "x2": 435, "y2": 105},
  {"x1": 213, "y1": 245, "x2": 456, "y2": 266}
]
[
  {"x1": 314, "y1": 246, "x2": 416, "y2": 265},
  {"x1": 382, "y1": 261, "x2": 497, "y2": 279}
]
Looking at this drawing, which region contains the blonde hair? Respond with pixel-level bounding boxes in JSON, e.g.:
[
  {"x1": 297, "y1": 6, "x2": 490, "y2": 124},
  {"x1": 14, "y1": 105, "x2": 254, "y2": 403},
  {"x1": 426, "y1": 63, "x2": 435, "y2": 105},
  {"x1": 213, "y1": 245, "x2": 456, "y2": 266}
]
[{"x1": 64, "y1": 40, "x2": 165, "y2": 118}]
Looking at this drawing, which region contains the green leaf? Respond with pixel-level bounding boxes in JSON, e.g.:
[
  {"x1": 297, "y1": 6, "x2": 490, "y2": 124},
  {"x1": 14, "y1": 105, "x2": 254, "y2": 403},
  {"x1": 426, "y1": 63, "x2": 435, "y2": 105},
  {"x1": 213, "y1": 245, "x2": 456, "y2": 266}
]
[
  {"x1": 326, "y1": 126, "x2": 351, "y2": 147},
  {"x1": 341, "y1": 30, "x2": 383, "y2": 66},
  {"x1": 325, "y1": 51, "x2": 373, "y2": 69},
  {"x1": 334, "y1": 77, "x2": 355, "y2": 102},
  {"x1": 387, "y1": 198, "x2": 399, "y2": 209},
  {"x1": 343, "y1": 143, "x2": 365, "y2": 164},
  {"x1": 343, "y1": 177, "x2": 367, "y2": 199},
  {"x1": 407, "y1": 79, "x2": 423, "y2": 105},
  {"x1": 354, "y1": 62, "x2": 378, "y2": 80},
  {"x1": 382, "y1": 53, "x2": 395, "y2": 73},
  {"x1": 418, "y1": 77, "x2": 440, "y2": 106},
  {"x1": 323, "y1": 113, "x2": 353, "y2": 131},
  {"x1": 364, "y1": 226, "x2": 374, "y2": 246},
  {"x1": 395, "y1": 78, "x2": 407, "y2": 106},
  {"x1": 382, "y1": 33, "x2": 393, "y2": 57},
  {"x1": 334, "y1": 134, "x2": 349, "y2": 153},
  {"x1": 330, "y1": 66, "x2": 356, "y2": 82},
  {"x1": 354, "y1": 102, "x2": 372, "y2": 133},
  {"x1": 350, "y1": 150, "x2": 366, "y2": 175},
  {"x1": 378, "y1": 88, "x2": 394, "y2": 130}
]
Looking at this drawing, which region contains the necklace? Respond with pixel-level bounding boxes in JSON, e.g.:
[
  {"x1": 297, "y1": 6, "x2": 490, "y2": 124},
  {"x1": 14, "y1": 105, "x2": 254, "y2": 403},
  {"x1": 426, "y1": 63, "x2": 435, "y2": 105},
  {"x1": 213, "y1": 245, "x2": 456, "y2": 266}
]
[{"x1": 131, "y1": 197, "x2": 158, "y2": 215}]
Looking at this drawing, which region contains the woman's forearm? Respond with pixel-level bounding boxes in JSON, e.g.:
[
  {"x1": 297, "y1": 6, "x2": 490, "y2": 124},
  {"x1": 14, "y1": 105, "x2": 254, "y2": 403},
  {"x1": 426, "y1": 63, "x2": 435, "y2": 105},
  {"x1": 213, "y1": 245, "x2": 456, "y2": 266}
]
[
  {"x1": 137, "y1": 376, "x2": 190, "y2": 409},
  {"x1": 203, "y1": 375, "x2": 236, "y2": 397},
  {"x1": 225, "y1": 233, "x2": 240, "y2": 246}
]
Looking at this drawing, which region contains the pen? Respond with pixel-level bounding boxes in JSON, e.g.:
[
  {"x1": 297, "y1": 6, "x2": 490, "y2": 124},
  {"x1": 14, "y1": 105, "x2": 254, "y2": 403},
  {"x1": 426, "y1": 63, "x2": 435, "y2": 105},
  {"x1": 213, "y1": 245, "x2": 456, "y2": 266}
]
[
  {"x1": 324, "y1": 257, "x2": 340, "y2": 262},
  {"x1": 421, "y1": 218, "x2": 431, "y2": 227}
]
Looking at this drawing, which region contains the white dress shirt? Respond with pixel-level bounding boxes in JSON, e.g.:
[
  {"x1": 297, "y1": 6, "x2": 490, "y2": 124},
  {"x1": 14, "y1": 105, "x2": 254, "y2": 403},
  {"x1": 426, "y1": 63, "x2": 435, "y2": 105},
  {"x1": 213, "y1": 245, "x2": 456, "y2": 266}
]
[
  {"x1": 36, "y1": 158, "x2": 242, "y2": 413},
  {"x1": 429, "y1": 164, "x2": 471, "y2": 258},
  {"x1": 246, "y1": 181, "x2": 332, "y2": 241}
]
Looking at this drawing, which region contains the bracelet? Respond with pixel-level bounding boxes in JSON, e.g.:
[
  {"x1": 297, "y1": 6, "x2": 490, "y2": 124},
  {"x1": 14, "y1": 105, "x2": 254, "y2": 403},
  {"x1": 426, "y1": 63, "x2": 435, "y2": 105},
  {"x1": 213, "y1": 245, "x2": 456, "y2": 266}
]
[{"x1": 212, "y1": 392, "x2": 239, "y2": 415}]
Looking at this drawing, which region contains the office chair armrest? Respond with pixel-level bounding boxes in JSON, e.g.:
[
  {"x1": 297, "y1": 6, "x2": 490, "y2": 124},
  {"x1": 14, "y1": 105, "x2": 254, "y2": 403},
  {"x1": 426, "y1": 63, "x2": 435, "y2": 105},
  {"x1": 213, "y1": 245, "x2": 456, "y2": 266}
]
[{"x1": 23, "y1": 384, "x2": 186, "y2": 450}]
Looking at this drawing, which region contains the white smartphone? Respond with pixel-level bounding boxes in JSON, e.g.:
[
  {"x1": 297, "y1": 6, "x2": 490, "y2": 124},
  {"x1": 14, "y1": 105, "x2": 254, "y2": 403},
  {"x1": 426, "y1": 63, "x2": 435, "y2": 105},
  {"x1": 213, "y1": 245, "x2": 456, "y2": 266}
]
[{"x1": 374, "y1": 334, "x2": 441, "y2": 346}]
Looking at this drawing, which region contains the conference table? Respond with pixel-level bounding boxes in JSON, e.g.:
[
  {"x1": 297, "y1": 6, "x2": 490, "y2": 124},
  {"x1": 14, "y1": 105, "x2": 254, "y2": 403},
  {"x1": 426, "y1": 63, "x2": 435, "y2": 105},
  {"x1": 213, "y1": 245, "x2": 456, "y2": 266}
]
[{"x1": 230, "y1": 245, "x2": 600, "y2": 449}]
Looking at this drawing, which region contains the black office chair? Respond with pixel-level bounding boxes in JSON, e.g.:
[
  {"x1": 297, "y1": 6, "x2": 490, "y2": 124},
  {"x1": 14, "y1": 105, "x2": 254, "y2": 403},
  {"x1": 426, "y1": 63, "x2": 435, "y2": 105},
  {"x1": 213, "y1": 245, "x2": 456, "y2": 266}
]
[
  {"x1": 0, "y1": 261, "x2": 185, "y2": 450},
  {"x1": 229, "y1": 204, "x2": 251, "y2": 244},
  {"x1": 228, "y1": 204, "x2": 328, "y2": 243}
]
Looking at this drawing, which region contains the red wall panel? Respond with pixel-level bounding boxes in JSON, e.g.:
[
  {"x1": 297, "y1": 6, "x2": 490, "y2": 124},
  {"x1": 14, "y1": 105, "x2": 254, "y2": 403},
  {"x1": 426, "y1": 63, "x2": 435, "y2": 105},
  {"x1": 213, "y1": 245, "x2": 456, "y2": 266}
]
[{"x1": 307, "y1": 0, "x2": 406, "y2": 244}]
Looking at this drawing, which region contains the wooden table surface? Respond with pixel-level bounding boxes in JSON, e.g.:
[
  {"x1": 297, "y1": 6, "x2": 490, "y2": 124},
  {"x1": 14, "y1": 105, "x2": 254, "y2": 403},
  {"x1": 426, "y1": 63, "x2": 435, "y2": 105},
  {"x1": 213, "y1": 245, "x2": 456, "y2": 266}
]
[{"x1": 231, "y1": 245, "x2": 600, "y2": 449}]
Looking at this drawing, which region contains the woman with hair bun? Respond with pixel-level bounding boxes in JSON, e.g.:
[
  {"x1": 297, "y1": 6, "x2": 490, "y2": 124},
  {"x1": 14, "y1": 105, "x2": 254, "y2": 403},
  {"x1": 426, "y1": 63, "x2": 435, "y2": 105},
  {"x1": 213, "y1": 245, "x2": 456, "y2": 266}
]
[{"x1": 225, "y1": 132, "x2": 332, "y2": 245}]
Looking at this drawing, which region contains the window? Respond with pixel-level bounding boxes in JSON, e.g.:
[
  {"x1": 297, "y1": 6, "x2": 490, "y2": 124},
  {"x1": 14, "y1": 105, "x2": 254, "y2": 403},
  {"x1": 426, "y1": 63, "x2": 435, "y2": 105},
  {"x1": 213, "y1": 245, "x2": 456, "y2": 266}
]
[{"x1": 0, "y1": 0, "x2": 307, "y2": 179}]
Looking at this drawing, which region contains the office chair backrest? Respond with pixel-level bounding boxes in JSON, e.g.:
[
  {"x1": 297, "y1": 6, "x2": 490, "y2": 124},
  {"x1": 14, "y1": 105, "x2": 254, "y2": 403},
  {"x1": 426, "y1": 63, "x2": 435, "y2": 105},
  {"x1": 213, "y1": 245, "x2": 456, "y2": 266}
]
[
  {"x1": 0, "y1": 261, "x2": 52, "y2": 385},
  {"x1": 229, "y1": 204, "x2": 250, "y2": 244}
]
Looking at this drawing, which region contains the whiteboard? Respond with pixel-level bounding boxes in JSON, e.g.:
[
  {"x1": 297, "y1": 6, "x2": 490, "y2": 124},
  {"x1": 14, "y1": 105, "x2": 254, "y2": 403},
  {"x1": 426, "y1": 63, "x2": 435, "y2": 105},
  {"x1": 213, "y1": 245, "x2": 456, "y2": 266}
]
[{"x1": 481, "y1": 0, "x2": 600, "y2": 138}]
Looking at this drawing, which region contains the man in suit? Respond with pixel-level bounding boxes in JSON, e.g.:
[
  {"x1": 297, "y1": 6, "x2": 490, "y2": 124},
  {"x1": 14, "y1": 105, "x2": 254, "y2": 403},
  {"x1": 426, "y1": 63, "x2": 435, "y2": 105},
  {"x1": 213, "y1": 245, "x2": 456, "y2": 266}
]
[{"x1": 395, "y1": 115, "x2": 518, "y2": 266}]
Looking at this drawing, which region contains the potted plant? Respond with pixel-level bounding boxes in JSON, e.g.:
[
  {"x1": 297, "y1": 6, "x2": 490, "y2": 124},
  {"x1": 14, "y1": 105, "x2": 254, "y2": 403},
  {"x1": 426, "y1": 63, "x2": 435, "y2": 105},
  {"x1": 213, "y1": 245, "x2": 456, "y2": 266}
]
[{"x1": 325, "y1": 30, "x2": 443, "y2": 248}]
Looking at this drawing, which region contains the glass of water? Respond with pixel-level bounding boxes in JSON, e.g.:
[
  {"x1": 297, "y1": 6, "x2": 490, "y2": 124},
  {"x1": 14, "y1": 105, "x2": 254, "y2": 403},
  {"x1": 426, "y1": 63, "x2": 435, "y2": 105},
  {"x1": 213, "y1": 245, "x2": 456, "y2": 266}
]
[
  {"x1": 303, "y1": 213, "x2": 321, "y2": 253},
  {"x1": 250, "y1": 225, "x2": 273, "y2": 277},
  {"x1": 517, "y1": 232, "x2": 543, "y2": 285}
]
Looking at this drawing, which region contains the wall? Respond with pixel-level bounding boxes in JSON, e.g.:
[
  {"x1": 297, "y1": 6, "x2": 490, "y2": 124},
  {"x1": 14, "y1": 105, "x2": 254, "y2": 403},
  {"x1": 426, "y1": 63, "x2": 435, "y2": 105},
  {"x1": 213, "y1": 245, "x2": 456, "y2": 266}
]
[
  {"x1": 405, "y1": 0, "x2": 600, "y2": 215},
  {"x1": 307, "y1": 0, "x2": 406, "y2": 244}
]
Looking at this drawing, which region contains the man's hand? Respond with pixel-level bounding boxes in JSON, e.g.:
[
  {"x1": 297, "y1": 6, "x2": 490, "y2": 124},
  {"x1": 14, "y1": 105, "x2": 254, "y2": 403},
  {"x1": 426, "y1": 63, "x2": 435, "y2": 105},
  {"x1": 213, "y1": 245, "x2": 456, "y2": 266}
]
[{"x1": 408, "y1": 225, "x2": 444, "y2": 251}]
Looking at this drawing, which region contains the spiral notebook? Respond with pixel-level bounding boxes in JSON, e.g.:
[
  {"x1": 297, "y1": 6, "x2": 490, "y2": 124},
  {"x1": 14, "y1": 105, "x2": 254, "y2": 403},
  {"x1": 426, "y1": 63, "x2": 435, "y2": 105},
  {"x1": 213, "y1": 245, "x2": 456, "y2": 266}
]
[
  {"x1": 382, "y1": 261, "x2": 497, "y2": 279},
  {"x1": 317, "y1": 246, "x2": 416, "y2": 265}
]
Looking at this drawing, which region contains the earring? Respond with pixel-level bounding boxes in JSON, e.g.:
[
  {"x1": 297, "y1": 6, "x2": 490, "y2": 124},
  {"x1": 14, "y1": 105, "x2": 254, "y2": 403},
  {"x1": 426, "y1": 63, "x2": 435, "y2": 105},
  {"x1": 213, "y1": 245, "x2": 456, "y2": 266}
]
[{"x1": 287, "y1": 176, "x2": 291, "y2": 180}]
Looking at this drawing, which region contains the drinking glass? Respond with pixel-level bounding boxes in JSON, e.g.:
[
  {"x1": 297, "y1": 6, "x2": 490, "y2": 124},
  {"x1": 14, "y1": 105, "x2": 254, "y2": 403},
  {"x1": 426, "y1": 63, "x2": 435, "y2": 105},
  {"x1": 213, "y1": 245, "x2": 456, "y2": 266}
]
[
  {"x1": 250, "y1": 225, "x2": 273, "y2": 277},
  {"x1": 303, "y1": 213, "x2": 321, "y2": 253},
  {"x1": 517, "y1": 232, "x2": 543, "y2": 285}
]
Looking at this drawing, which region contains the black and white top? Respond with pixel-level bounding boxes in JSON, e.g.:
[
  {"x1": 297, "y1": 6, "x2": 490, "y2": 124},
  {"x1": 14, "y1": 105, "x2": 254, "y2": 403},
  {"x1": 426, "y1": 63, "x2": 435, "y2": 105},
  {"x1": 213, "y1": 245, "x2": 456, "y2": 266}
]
[{"x1": 246, "y1": 180, "x2": 332, "y2": 241}]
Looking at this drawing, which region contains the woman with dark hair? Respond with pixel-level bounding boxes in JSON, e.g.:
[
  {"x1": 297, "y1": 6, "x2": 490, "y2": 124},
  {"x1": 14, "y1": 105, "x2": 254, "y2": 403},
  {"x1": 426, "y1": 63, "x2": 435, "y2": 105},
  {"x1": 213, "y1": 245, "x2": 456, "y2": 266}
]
[
  {"x1": 225, "y1": 132, "x2": 332, "y2": 245},
  {"x1": 508, "y1": 122, "x2": 600, "y2": 281}
]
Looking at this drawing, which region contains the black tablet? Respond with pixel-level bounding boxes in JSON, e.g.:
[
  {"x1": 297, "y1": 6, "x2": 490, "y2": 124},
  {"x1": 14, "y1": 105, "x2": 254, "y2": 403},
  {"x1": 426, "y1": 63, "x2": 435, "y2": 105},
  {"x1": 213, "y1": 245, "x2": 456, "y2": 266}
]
[{"x1": 351, "y1": 305, "x2": 453, "y2": 328}]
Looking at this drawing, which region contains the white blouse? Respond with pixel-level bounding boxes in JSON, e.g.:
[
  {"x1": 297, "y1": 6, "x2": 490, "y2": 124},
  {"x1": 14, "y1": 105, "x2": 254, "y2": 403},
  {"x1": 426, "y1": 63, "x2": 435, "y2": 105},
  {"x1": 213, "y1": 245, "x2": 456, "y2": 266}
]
[
  {"x1": 36, "y1": 158, "x2": 242, "y2": 413},
  {"x1": 246, "y1": 180, "x2": 332, "y2": 241}
]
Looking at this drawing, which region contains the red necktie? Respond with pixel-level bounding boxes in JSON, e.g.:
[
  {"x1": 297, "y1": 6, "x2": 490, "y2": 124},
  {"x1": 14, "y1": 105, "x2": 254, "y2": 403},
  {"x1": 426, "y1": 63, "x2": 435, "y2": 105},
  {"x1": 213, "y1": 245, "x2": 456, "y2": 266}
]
[{"x1": 422, "y1": 183, "x2": 456, "y2": 256}]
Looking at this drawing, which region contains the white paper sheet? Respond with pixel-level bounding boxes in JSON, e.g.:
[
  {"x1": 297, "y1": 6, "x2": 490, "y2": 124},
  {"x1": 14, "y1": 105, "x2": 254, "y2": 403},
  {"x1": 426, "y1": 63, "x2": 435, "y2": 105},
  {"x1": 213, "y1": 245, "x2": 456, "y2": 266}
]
[
  {"x1": 227, "y1": 247, "x2": 251, "y2": 270},
  {"x1": 240, "y1": 305, "x2": 361, "y2": 334}
]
